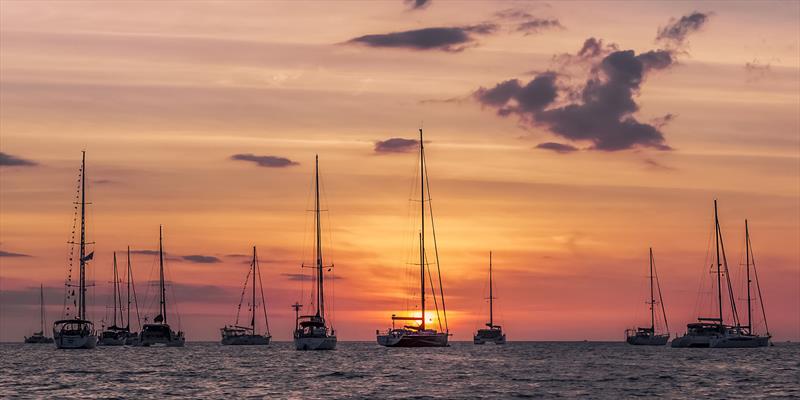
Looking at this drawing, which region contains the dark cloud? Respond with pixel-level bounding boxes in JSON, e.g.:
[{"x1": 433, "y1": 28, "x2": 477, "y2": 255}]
[
  {"x1": 475, "y1": 44, "x2": 679, "y2": 152},
  {"x1": 535, "y1": 142, "x2": 578, "y2": 153},
  {"x1": 282, "y1": 273, "x2": 342, "y2": 281},
  {"x1": 405, "y1": 0, "x2": 430, "y2": 10},
  {"x1": 230, "y1": 154, "x2": 298, "y2": 168},
  {"x1": 181, "y1": 255, "x2": 222, "y2": 264},
  {"x1": 347, "y1": 24, "x2": 498, "y2": 52},
  {"x1": 515, "y1": 18, "x2": 562, "y2": 35},
  {"x1": 0, "y1": 152, "x2": 37, "y2": 167},
  {"x1": 130, "y1": 249, "x2": 160, "y2": 255},
  {"x1": 656, "y1": 12, "x2": 710, "y2": 45},
  {"x1": 374, "y1": 138, "x2": 418, "y2": 154},
  {"x1": 577, "y1": 37, "x2": 616, "y2": 59},
  {"x1": 474, "y1": 72, "x2": 558, "y2": 115},
  {"x1": 0, "y1": 250, "x2": 31, "y2": 257}
]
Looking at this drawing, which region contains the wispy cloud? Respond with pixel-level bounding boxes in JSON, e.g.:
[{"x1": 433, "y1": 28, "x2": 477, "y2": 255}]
[
  {"x1": 0, "y1": 152, "x2": 37, "y2": 167},
  {"x1": 374, "y1": 138, "x2": 418, "y2": 154},
  {"x1": 181, "y1": 255, "x2": 222, "y2": 264},
  {"x1": 535, "y1": 142, "x2": 578, "y2": 153},
  {"x1": 0, "y1": 250, "x2": 31, "y2": 257},
  {"x1": 282, "y1": 273, "x2": 342, "y2": 281},
  {"x1": 347, "y1": 23, "x2": 499, "y2": 52},
  {"x1": 230, "y1": 154, "x2": 299, "y2": 168},
  {"x1": 656, "y1": 11, "x2": 711, "y2": 46}
]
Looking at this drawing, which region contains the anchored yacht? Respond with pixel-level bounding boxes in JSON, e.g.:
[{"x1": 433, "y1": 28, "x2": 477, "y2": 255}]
[
  {"x1": 377, "y1": 129, "x2": 450, "y2": 348},
  {"x1": 293, "y1": 156, "x2": 337, "y2": 351},
  {"x1": 24, "y1": 285, "x2": 54, "y2": 344},
  {"x1": 53, "y1": 151, "x2": 97, "y2": 349},
  {"x1": 625, "y1": 248, "x2": 669, "y2": 345},
  {"x1": 474, "y1": 252, "x2": 505, "y2": 345},
  {"x1": 221, "y1": 246, "x2": 271, "y2": 345},
  {"x1": 138, "y1": 226, "x2": 185, "y2": 347},
  {"x1": 672, "y1": 201, "x2": 770, "y2": 348}
]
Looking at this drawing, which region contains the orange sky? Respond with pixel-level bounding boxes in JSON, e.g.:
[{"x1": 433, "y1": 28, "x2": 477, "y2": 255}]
[{"x1": 1, "y1": 1, "x2": 798, "y2": 341}]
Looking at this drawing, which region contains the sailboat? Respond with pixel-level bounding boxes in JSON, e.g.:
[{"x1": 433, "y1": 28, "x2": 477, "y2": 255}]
[
  {"x1": 293, "y1": 155, "x2": 337, "y2": 351},
  {"x1": 221, "y1": 246, "x2": 272, "y2": 345},
  {"x1": 709, "y1": 220, "x2": 771, "y2": 348},
  {"x1": 98, "y1": 252, "x2": 127, "y2": 346},
  {"x1": 53, "y1": 151, "x2": 98, "y2": 349},
  {"x1": 672, "y1": 200, "x2": 768, "y2": 348},
  {"x1": 124, "y1": 246, "x2": 141, "y2": 345},
  {"x1": 138, "y1": 226, "x2": 185, "y2": 347},
  {"x1": 625, "y1": 248, "x2": 669, "y2": 345},
  {"x1": 377, "y1": 129, "x2": 450, "y2": 347},
  {"x1": 474, "y1": 252, "x2": 506, "y2": 345},
  {"x1": 24, "y1": 284, "x2": 54, "y2": 344}
]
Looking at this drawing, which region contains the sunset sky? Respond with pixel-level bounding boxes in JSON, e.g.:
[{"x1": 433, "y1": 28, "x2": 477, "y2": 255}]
[{"x1": 1, "y1": 0, "x2": 798, "y2": 342}]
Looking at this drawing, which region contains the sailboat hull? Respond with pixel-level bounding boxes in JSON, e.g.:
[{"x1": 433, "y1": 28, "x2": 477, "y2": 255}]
[
  {"x1": 294, "y1": 336, "x2": 337, "y2": 350},
  {"x1": 54, "y1": 333, "x2": 97, "y2": 349},
  {"x1": 377, "y1": 331, "x2": 449, "y2": 347},
  {"x1": 24, "y1": 334, "x2": 54, "y2": 344},
  {"x1": 221, "y1": 334, "x2": 271, "y2": 346},
  {"x1": 710, "y1": 334, "x2": 770, "y2": 348},
  {"x1": 626, "y1": 334, "x2": 669, "y2": 346}
]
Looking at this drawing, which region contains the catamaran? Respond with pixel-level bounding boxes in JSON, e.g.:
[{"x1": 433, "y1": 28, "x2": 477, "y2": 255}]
[
  {"x1": 709, "y1": 220, "x2": 771, "y2": 348},
  {"x1": 672, "y1": 200, "x2": 769, "y2": 348},
  {"x1": 221, "y1": 246, "x2": 272, "y2": 345},
  {"x1": 474, "y1": 252, "x2": 506, "y2": 345},
  {"x1": 24, "y1": 284, "x2": 54, "y2": 344},
  {"x1": 377, "y1": 129, "x2": 450, "y2": 347},
  {"x1": 138, "y1": 226, "x2": 185, "y2": 347},
  {"x1": 98, "y1": 252, "x2": 127, "y2": 346},
  {"x1": 625, "y1": 248, "x2": 669, "y2": 345},
  {"x1": 293, "y1": 155, "x2": 337, "y2": 351},
  {"x1": 53, "y1": 151, "x2": 98, "y2": 349}
]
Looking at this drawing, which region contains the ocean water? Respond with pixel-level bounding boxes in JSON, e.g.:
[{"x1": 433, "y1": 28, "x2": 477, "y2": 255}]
[{"x1": 1, "y1": 341, "x2": 797, "y2": 398}]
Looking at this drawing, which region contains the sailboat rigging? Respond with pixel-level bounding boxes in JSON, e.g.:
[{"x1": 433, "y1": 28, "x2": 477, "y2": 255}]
[
  {"x1": 138, "y1": 226, "x2": 185, "y2": 347},
  {"x1": 474, "y1": 251, "x2": 506, "y2": 344},
  {"x1": 672, "y1": 200, "x2": 770, "y2": 348},
  {"x1": 625, "y1": 248, "x2": 669, "y2": 345},
  {"x1": 377, "y1": 128, "x2": 450, "y2": 347},
  {"x1": 24, "y1": 284, "x2": 54, "y2": 344},
  {"x1": 124, "y1": 246, "x2": 141, "y2": 345},
  {"x1": 98, "y1": 252, "x2": 127, "y2": 345},
  {"x1": 221, "y1": 246, "x2": 271, "y2": 345},
  {"x1": 293, "y1": 155, "x2": 337, "y2": 351},
  {"x1": 53, "y1": 151, "x2": 98, "y2": 349}
]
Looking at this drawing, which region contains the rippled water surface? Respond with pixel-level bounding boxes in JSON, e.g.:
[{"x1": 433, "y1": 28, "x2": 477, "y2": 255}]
[{"x1": 1, "y1": 342, "x2": 798, "y2": 398}]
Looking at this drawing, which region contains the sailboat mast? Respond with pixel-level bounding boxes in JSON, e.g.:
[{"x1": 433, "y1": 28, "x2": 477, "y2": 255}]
[
  {"x1": 714, "y1": 200, "x2": 723, "y2": 325},
  {"x1": 489, "y1": 251, "x2": 493, "y2": 328},
  {"x1": 159, "y1": 225, "x2": 166, "y2": 324},
  {"x1": 252, "y1": 246, "x2": 257, "y2": 333},
  {"x1": 113, "y1": 252, "x2": 118, "y2": 327},
  {"x1": 315, "y1": 155, "x2": 324, "y2": 319},
  {"x1": 745, "y1": 219, "x2": 752, "y2": 331},
  {"x1": 649, "y1": 248, "x2": 655, "y2": 332},
  {"x1": 419, "y1": 129, "x2": 426, "y2": 331},
  {"x1": 79, "y1": 151, "x2": 87, "y2": 321},
  {"x1": 127, "y1": 247, "x2": 131, "y2": 330},
  {"x1": 40, "y1": 284, "x2": 44, "y2": 333}
]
